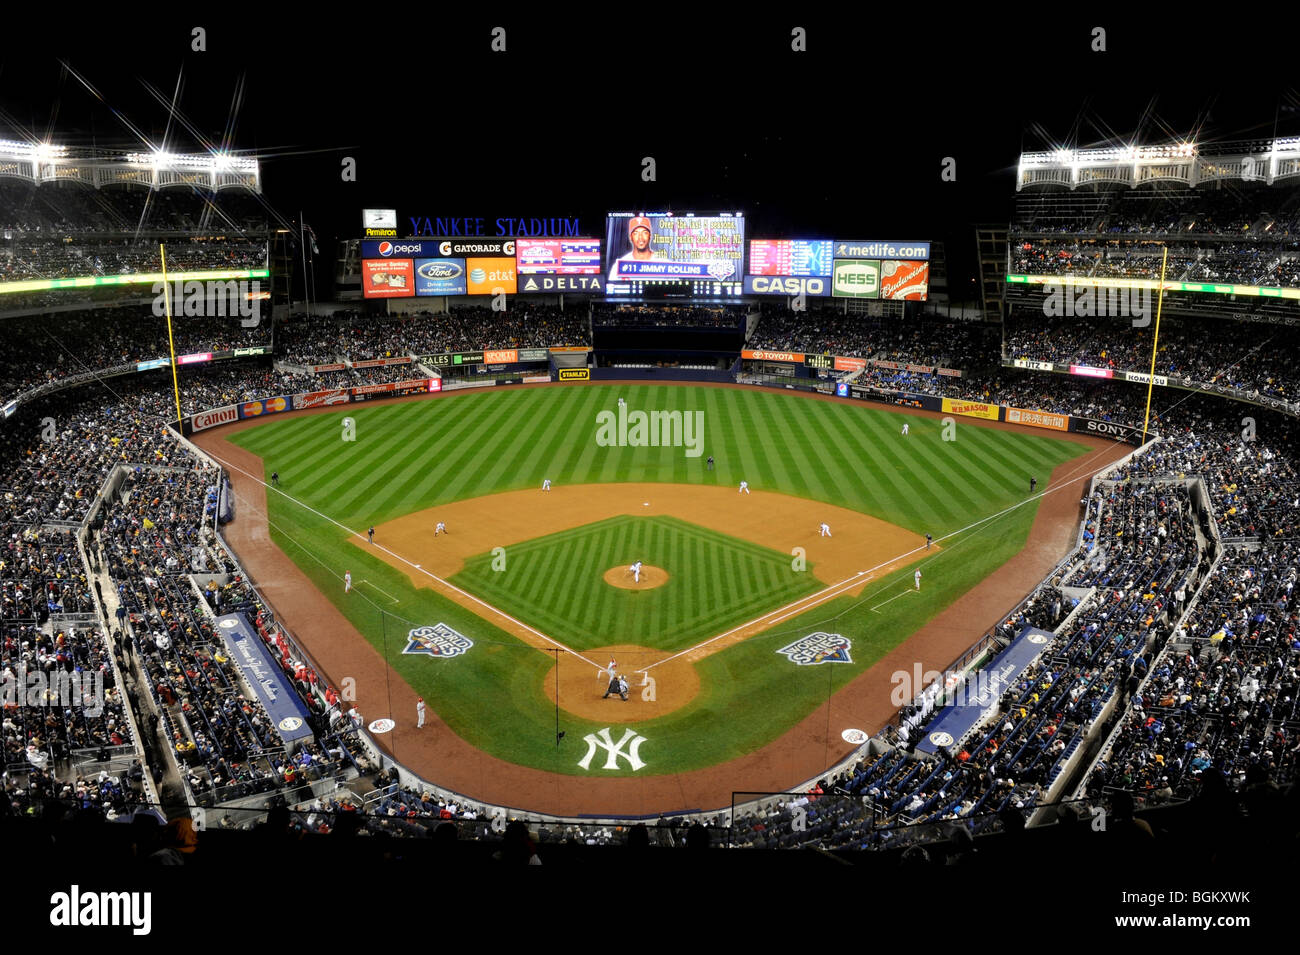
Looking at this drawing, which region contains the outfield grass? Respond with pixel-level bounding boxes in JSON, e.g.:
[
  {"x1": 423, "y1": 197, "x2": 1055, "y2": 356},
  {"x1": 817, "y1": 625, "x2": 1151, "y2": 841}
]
[
  {"x1": 228, "y1": 384, "x2": 1095, "y2": 776},
  {"x1": 452, "y1": 514, "x2": 821, "y2": 652}
]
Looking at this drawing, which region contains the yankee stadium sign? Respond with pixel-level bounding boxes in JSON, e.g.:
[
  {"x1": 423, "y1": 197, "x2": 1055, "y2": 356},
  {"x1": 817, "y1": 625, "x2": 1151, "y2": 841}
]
[
  {"x1": 777, "y1": 632, "x2": 853, "y2": 666},
  {"x1": 408, "y1": 216, "x2": 582, "y2": 237}
]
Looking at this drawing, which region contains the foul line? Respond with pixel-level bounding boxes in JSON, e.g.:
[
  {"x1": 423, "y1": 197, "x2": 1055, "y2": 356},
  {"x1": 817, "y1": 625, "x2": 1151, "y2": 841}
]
[
  {"x1": 870, "y1": 590, "x2": 916, "y2": 613},
  {"x1": 643, "y1": 438, "x2": 1124, "y2": 671},
  {"x1": 202, "y1": 446, "x2": 603, "y2": 672},
  {"x1": 359, "y1": 579, "x2": 400, "y2": 603}
]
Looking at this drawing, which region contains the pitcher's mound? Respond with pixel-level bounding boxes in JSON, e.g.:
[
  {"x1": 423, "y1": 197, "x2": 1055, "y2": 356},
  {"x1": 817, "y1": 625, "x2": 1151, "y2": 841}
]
[{"x1": 603, "y1": 565, "x2": 669, "y2": 590}]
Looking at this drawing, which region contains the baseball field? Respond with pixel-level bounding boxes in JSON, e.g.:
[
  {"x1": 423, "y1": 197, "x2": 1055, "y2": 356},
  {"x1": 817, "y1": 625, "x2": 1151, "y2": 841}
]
[{"x1": 205, "y1": 383, "x2": 1110, "y2": 794}]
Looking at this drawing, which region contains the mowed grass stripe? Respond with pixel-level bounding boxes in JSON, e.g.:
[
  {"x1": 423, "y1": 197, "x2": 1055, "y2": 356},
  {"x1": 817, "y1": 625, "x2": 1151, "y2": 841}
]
[{"x1": 365, "y1": 395, "x2": 514, "y2": 512}]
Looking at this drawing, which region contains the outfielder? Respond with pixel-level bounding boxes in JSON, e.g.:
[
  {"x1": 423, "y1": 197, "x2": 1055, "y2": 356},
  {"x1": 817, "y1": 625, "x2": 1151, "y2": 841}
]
[
  {"x1": 819, "y1": 522, "x2": 832, "y2": 537},
  {"x1": 435, "y1": 521, "x2": 447, "y2": 536},
  {"x1": 739, "y1": 480, "x2": 750, "y2": 494},
  {"x1": 344, "y1": 572, "x2": 352, "y2": 593},
  {"x1": 542, "y1": 478, "x2": 551, "y2": 491},
  {"x1": 914, "y1": 569, "x2": 922, "y2": 591},
  {"x1": 901, "y1": 423, "x2": 909, "y2": 436}
]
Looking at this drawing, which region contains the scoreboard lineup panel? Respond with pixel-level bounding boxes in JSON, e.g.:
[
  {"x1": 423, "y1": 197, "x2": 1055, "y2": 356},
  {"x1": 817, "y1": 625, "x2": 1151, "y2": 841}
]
[{"x1": 748, "y1": 239, "x2": 833, "y2": 277}]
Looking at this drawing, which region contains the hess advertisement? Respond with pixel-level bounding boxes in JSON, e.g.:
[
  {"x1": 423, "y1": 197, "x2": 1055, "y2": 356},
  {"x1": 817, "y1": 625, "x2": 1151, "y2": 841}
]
[{"x1": 605, "y1": 212, "x2": 745, "y2": 294}]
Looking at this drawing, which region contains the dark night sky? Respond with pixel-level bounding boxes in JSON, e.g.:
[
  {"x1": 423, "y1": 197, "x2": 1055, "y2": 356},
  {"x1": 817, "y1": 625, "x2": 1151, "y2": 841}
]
[{"x1": 3, "y1": 13, "x2": 1297, "y2": 297}]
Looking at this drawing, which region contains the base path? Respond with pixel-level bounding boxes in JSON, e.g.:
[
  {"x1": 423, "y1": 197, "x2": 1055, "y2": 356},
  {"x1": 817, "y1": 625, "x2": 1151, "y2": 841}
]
[{"x1": 194, "y1": 382, "x2": 1134, "y2": 817}]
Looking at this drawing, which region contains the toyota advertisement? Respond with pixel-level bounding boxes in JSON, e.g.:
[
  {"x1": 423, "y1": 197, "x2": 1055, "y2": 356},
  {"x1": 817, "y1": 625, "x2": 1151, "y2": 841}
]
[{"x1": 605, "y1": 212, "x2": 745, "y2": 298}]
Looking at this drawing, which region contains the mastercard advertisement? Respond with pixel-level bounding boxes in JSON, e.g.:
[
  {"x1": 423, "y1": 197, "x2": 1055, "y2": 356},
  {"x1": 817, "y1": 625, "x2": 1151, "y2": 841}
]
[
  {"x1": 464, "y1": 257, "x2": 518, "y2": 295},
  {"x1": 362, "y1": 259, "x2": 415, "y2": 298}
]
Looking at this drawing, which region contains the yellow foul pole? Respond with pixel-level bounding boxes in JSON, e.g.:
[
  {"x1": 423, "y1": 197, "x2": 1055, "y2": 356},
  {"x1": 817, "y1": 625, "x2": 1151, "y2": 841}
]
[
  {"x1": 1141, "y1": 246, "x2": 1169, "y2": 443},
  {"x1": 161, "y1": 245, "x2": 183, "y2": 428}
]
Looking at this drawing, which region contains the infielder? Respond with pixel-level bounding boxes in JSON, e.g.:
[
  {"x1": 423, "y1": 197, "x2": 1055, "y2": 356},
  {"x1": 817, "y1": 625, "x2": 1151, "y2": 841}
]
[
  {"x1": 901, "y1": 423, "x2": 909, "y2": 436},
  {"x1": 344, "y1": 572, "x2": 352, "y2": 593},
  {"x1": 435, "y1": 521, "x2": 447, "y2": 536},
  {"x1": 819, "y1": 522, "x2": 832, "y2": 537},
  {"x1": 542, "y1": 478, "x2": 552, "y2": 491},
  {"x1": 739, "y1": 481, "x2": 750, "y2": 494},
  {"x1": 416, "y1": 697, "x2": 426, "y2": 728},
  {"x1": 914, "y1": 569, "x2": 922, "y2": 591}
]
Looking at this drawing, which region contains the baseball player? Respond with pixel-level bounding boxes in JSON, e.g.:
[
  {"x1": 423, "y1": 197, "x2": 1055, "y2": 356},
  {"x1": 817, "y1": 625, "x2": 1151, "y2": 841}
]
[
  {"x1": 901, "y1": 423, "x2": 909, "y2": 436},
  {"x1": 926, "y1": 533, "x2": 932, "y2": 550},
  {"x1": 914, "y1": 569, "x2": 922, "y2": 591},
  {"x1": 368, "y1": 526, "x2": 375, "y2": 543},
  {"x1": 1029, "y1": 476, "x2": 1037, "y2": 493},
  {"x1": 435, "y1": 521, "x2": 447, "y2": 536},
  {"x1": 542, "y1": 478, "x2": 551, "y2": 491},
  {"x1": 271, "y1": 471, "x2": 280, "y2": 487},
  {"x1": 630, "y1": 561, "x2": 643, "y2": 583},
  {"x1": 706, "y1": 455, "x2": 714, "y2": 471},
  {"x1": 618, "y1": 397, "x2": 626, "y2": 407},
  {"x1": 344, "y1": 572, "x2": 352, "y2": 593},
  {"x1": 819, "y1": 522, "x2": 832, "y2": 537},
  {"x1": 600, "y1": 658, "x2": 618, "y2": 684},
  {"x1": 739, "y1": 480, "x2": 750, "y2": 494},
  {"x1": 416, "y1": 697, "x2": 426, "y2": 729}
]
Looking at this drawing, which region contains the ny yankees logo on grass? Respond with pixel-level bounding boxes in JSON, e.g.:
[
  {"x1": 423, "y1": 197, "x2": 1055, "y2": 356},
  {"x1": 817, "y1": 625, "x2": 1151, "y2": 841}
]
[
  {"x1": 578, "y1": 727, "x2": 647, "y2": 771},
  {"x1": 402, "y1": 623, "x2": 474, "y2": 657}
]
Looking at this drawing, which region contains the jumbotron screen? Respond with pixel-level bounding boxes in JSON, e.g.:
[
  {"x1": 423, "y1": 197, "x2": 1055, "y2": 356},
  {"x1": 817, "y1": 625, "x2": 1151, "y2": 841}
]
[{"x1": 605, "y1": 212, "x2": 745, "y2": 298}]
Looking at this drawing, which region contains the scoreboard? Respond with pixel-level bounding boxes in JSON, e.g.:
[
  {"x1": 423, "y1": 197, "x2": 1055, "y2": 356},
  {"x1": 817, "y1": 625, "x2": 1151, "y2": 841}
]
[{"x1": 748, "y1": 240, "x2": 833, "y2": 277}]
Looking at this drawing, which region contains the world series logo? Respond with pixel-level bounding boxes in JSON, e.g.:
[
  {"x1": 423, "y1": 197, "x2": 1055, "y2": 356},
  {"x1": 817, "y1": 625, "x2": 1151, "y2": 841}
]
[
  {"x1": 776, "y1": 632, "x2": 853, "y2": 666},
  {"x1": 403, "y1": 623, "x2": 474, "y2": 658}
]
